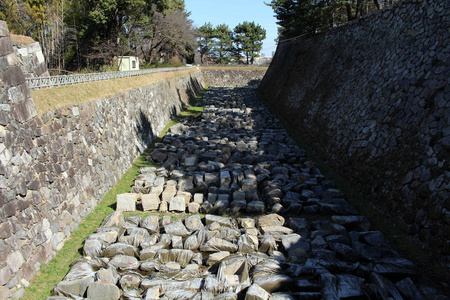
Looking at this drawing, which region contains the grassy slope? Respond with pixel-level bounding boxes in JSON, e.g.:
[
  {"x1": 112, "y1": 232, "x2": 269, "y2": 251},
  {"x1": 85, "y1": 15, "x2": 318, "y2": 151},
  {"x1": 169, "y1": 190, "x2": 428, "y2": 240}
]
[
  {"x1": 31, "y1": 69, "x2": 197, "y2": 116},
  {"x1": 22, "y1": 91, "x2": 206, "y2": 300}
]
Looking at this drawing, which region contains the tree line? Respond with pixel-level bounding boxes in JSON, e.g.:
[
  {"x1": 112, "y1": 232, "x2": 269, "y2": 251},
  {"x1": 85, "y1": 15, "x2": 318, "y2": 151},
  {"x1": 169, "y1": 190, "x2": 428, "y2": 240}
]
[
  {"x1": 267, "y1": 0, "x2": 400, "y2": 39},
  {"x1": 198, "y1": 22, "x2": 266, "y2": 65},
  {"x1": 0, "y1": 0, "x2": 266, "y2": 72}
]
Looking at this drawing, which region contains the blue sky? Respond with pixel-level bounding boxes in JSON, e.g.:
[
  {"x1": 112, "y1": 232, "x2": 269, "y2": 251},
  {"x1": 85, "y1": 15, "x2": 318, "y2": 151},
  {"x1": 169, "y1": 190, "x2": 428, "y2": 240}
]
[{"x1": 185, "y1": 0, "x2": 279, "y2": 57}]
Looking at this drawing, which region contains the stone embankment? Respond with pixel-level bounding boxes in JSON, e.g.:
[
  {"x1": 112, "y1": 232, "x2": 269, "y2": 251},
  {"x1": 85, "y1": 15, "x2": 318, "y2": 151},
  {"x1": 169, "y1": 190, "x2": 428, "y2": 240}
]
[{"x1": 49, "y1": 88, "x2": 446, "y2": 299}]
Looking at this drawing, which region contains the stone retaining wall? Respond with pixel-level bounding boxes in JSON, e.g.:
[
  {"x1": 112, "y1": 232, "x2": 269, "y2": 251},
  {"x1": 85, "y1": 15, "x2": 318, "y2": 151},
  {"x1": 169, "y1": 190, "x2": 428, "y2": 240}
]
[
  {"x1": 11, "y1": 36, "x2": 49, "y2": 78},
  {"x1": 202, "y1": 69, "x2": 266, "y2": 87},
  {"x1": 258, "y1": 0, "x2": 449, "y2": 262},
  {"x1": 0, "y1": 20, "x2": 203, "y2": 298}
]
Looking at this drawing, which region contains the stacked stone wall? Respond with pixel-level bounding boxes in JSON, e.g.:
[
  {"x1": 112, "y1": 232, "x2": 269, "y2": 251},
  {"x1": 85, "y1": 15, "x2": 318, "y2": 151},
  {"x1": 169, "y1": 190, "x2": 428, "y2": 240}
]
[
  {"x1": 0, "y1": 20, "x2": 204, "y2": 297},
  {"x1": 259, "y1": 0, "x2": 449, "y2": 261},
  {"x1": 202, "y1": 69, "x2": 266, "y2": 87},
  {"x1": 11, "y1": 38, "x2": 49, "y2": 78}
]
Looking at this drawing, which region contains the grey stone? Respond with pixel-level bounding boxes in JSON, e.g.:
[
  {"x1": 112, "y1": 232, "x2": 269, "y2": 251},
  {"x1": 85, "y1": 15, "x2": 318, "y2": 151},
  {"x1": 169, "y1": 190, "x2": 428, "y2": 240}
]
[
  {"x1": 142, "y1": 193, "x2": 160, "y2": 211},
  {"x1": 257, "y1": 214, "x2": 285, "y2": 228},
  {"x1": 247, "y1": 201, "x2": 265, "y2": 214},
  {"x1": 164, "y1": 221, "x2": 190, "y2": 237},
  {"x1": 55, "y1": 277, "x2": 94, "y2": 297},
  {"x1": 87, "y1": 281, "x2": 120, "y2": 300},
  {"x1": 185, "y1": 215, "x2": 204, "y2": 231},
  {"x1": 96, "y1": 268, "x2": 119, "y2": 284},
  {"x1": 109, "y1": 254, "x2": 139, "y2": 270},
  {"x1": 116, "y1": 193, "x2": 139, "y2": 212},
  {"x1": 188, "y1": 202, "x2": 200, "y2": 213},
  {"x1": 142, "y1": 215, "x2": 159, "y2": 233},
  {"x1": 245, "y1": 284, "x2": 270, "y2": 300},
  {"x1": 169, "y1": 196, "x2": 186, "y2": 212},
  {"x1": 6, "y1": 251, "x2": 24, "y2": 273},
  {"x1": 102, "y1": 243, "x2": 137, "y2": 258}
]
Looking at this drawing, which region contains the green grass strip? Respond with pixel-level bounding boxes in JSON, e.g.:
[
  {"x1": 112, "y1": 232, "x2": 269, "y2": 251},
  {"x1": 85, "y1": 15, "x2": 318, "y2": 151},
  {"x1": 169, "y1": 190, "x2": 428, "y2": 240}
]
[{"x1": 23, "y1": 91, "x2": 206, "y2": 300}]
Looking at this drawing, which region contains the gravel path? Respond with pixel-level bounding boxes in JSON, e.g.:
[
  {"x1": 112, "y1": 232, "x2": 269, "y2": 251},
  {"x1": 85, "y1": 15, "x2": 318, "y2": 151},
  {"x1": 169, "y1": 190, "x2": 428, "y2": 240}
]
[{"x1": 49, "y1": 87, "x2": 446, "y2": 300}]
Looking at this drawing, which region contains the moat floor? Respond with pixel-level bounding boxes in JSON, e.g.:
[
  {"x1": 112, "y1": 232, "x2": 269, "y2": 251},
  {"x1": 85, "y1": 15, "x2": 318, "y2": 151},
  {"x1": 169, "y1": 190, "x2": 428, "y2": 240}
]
[{"x1": 49, "y1": 87, "x2": 445, "y2": 300}]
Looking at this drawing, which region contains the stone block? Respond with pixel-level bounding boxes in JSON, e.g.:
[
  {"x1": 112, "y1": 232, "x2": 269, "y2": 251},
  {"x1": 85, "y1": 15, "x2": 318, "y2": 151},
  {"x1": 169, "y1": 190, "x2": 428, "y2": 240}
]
[
  {"x1": 185, "y1": 156, "x2": 198, "y2": 167},
  {"x1": 0, "y1": 285, "x2": 10, "y2": 299},
  {"x1": 162, "y1": 186, "x2": 177, "y2": 203},
  {"x1": 151, "y1": 185, "x2": 164, "y2": 197},
  {"x1": 6, "y1": 250, "x2": 24, "y2": 273},
  {"x1": 0, "y1": 37, "x2": 14, "y2": 57},
  {"x1": 116, "y1": 193, "x2": 139, "y2": 212},
  {"x1": 193, "y1": 193, "x2": 204, "y2": 204},
  {"x1": 220, "y1": 171, "x2": 231, "y2": 187},
  {"x1": 159, "y1": 200, "x2": 168, "y2": 212},
  {"x1": 172, "y1": 236, "x2": 183, "y2": 249},
  {"x1": 245, "y1": 284, "x2": 270, "y2": 300},
  {"x1": 1, "y1": 66, "x2": 25, "y2": 86},
  {"x1": 169, "y1": 196, "x2": 186, "y2": 212},
  {"x1": 0, "y1": 266, "x2": 12, "y2": 285},
  {"x1": 0, "y1": 21, "x2": 10, "y2": 37},
  {"x1": 188, "y1": 202, "x2": 200, "y2": 214},
  {"x1": 142, "y1": 193, "x2": 160, "y2": 211},
  {"x1": 207, "y1": 193, "x2": 217, "y2": 205},
  {"x1": 87, "y1": 281, "x2": 120, "y2": 300},
  {"x1": 11, "y1": 97, "x2": 37, "y2": 123},
  {"x1": 176, "y1": 191, "x2": 191, "y2": 205},
  {"x1": 233, "y1": 191, "x2": 246, "y2": 201}
]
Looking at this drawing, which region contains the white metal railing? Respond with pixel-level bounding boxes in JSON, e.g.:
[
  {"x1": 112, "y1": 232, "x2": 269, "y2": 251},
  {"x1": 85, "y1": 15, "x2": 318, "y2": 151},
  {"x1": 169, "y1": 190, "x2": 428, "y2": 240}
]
[{"x1": 26, "y1": 66, "x2": 195, "y2": 90}]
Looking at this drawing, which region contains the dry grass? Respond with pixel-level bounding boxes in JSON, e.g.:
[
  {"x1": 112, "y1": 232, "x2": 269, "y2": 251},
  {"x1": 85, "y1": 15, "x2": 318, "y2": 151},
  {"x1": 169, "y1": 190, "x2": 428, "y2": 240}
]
[
  {"x1": 10, "y1": 34, "x2": 36, "y2": 45},
  {"x1": 31, "y1": 69, "x2": 197, "y2": 116},
  {"x1": 200, "y1": 66, "x2": 268, "y2": 71}
]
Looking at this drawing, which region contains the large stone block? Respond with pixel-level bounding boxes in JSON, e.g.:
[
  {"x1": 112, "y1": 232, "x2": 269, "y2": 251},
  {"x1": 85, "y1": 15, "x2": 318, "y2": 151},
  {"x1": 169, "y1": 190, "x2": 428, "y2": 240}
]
[
  {"x1": 142, "y1": 193, "x2": 160, "y2": 211},
  {"x1": 6, "y1": 250, "x2": 24, "y2": 273},
  {"x1": 87, "y1": 281, "x2": 120, "y2": 300},
  {"x1": 1, "y1": 66, "x2": 25, "y2": 86},
  {"x1": 0, "y1": 21, "x2": 10, "y2": 37},
  {"x1": 169, "y1": 196, "x2": 186, "y2": 212},
  {"x1": 0, "y1": 37, "x2": 14, "y2": 57},
  {"x1": 11, "y1": 97, "x2": 37, "y2": 123},
  {"x1": 116, "y1": 193, "x2": 139, "y2": 212}
]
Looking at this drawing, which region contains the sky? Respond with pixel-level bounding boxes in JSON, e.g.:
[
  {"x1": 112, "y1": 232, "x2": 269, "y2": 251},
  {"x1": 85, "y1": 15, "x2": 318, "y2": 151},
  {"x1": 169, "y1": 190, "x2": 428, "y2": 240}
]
[{"x1": 185, "y1": 0, "x2": 279, "y2": 57}]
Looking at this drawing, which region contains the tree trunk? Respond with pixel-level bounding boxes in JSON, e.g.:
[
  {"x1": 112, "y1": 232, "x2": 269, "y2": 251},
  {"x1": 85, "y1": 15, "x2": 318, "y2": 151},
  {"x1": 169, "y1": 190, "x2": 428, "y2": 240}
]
[
  {"x1": 374, "y1": 0, "x2": 382, "y2": 10},
  {"x1": 346, "y1": 4, "x2": 354, "y2": 21},
  {"x1": 356, "y1": 0, "x2": 363, "y2": 18}
]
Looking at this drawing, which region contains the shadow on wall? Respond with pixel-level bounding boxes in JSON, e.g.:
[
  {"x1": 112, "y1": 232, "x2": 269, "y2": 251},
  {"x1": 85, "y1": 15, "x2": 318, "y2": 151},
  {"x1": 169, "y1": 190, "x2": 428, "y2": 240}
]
[
  {"x1": 135, "y1": 110, "x2": 156, "y2": 153},
  {"x1": 188, "y1": 75, "x2": 204, "y2": 104},
  {"x1": 248, "y1": 79, "x2": 261, "y2": 88}
]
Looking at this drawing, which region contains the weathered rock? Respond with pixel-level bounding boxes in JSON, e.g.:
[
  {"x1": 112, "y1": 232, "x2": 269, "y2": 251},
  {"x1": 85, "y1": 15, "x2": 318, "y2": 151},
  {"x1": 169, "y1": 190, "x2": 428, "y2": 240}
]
[
  {"x1": 185, "y1": 215, "x2": 204, "y2": 231},
  {"x1": 169, "y1": 196, "x2": 186, "y2": 212},
  {"x1": 247, "y1": 201, "x2": 265, "y2": 214},
  {"x1": 116, "y1": 193, "x2": 139, "y2": 212},
  {"x1": 102, "y1": 243, "x2": 137, "y2": 258},
  {"x1": 164, "y1": 221, "x2": 190, "y2": 237},
  {"x1": 54, "y1": 277, "x2": 95, "y2": 298},
  {"x1": 200, "y1": 237, "x2": 238, "y2": 252},
  {"x1": 142, "y1": 193, "x2": 160, "y2": 211},
  {"x1": 205, "y1": 215, "x2": 234, "y2": 228},
  {"x1": 109, "y1": 254, "x2": 139, "y2": 270},
  {"x1": 120, "y1": 273, "x2": 142, "y2": 291},
  {"x1": 101, "y1": 211, "x2": 125, "y2": 228},
  {"x1": 245, "y1": 284, "x2": 270, "y2": 300},
  {"x1": 96, "y1": 268, "x2": 119, "y2": 284},
  {"x1": 257, "y1": 214, "x2": 285, "y2": 228},
  {"x1": 87, "y1": 281, "x2": 120, "y2": 300},
  {"x1": 142, "y1": 215, "x2": 160, "y2": 233},
  {"x1": 207, "y1": 251, "x2": 230, "y2": 265}
]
